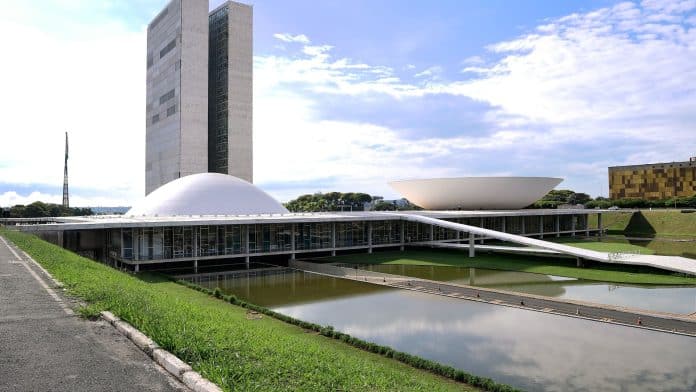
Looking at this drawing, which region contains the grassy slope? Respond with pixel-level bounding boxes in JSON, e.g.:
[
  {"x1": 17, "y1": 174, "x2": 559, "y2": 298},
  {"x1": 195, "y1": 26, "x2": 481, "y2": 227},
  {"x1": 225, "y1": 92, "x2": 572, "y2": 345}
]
[
  {"x1": 588, "y1": 210, "x2": 696, "y2": 237},
  {"x1": 627, "y1": 210, "x2": 696, "y2": 237},
  {"x1": 322, "y1": 249, "x2": 696, "y2": 285},
  {"x1": 1, "y1": 229, "x2": 471, "y2": 392}
]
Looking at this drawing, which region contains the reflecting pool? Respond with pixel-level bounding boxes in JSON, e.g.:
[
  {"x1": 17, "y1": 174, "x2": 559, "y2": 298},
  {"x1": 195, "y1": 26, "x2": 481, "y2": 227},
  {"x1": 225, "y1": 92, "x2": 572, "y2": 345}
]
[
  {"x1": 191, "y1": 270, "x2": 696, "y2": 392},
  {"x1": 353, "y1": 264, "x2": 696, "y2": 315}
]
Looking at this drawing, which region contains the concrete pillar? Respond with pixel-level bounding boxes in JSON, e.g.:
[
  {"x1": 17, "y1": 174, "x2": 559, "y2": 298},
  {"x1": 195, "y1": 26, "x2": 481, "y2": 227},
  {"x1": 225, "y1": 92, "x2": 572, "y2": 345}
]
[
  {"x1": 540, "y1": 216, "x2": 544, "y2": 239},
  {"x1": 368, "y1": 221, "x2": 373, "y2": 254},
  {"x1": 193, "y1": 227, "x2": 198, "y2": 258},
  {"x1": 291, "y1": 223, "x2": 296, "y2": 260},
  {"x1": 571, "y1": 214, "x2": 576, "y2": 237},
  {"x1": 244, "y1": 225, "x2": 250, "y2": 267},
  {"x1": 194, "y1": 259, "x2": 198, "y2": 274},
  {"x1": 429, "y1": 224, "x2": 434, "y2": 242},
  {"x1": 331, "y1": 223, "x2": 336, "y2": 257},
  {"x1": 521, "y1": 216, "x2": 526, "y2": 235},
  {"x1": 479, "y1": 217, "x2": 485, "y2": 244},
  {"x1": 469, "y1": 267, "x2": 476, "y2": 285},
  {"x1": 468, "y1": 232, "x2": 475, "y2": 258},
  {"x1": 400, "y1": 220, "x2": 405, "y2": 251},
  {"x1": 501, "y1": 216, "x2": 506, "y2": 233},
  {"x1": 598, "y1": 213, "x2": 603, "y2": 238},
  {"x1": 134, "y1": 263, "x2": 139, "y2": 273},
  {"x1": 555, "y1": 215, "x2": 560, "y2": 238},
  {"x1": 585, "y1": 214, "x2": 590, "y2": 237},
  {"x1": 576, "y1": 257, "x2": 584, "y2": 268}
]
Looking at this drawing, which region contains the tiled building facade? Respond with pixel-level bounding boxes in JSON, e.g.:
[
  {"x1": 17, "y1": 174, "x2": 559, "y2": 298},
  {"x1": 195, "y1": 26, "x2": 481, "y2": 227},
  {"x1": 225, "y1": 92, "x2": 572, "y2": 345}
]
[{"x1": 609, "y1": 158, "x2": 696, "y2": 199}]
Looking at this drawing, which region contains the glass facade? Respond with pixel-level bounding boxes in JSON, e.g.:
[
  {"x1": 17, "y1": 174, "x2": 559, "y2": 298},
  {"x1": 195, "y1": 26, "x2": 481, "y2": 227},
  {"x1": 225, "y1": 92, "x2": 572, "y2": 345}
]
[
  {"x1": 108, "y1": 214, "x2": 595, "y2": 263},
  {"x1": 208, "y1": 5, "x2": 229, "y2": 174}
]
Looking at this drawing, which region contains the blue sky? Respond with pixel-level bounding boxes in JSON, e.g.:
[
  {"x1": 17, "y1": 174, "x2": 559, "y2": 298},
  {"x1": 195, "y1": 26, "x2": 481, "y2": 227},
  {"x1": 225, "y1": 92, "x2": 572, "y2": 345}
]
[{"x1": 1, "y1": 0, "x2": 695, "y2": 206}]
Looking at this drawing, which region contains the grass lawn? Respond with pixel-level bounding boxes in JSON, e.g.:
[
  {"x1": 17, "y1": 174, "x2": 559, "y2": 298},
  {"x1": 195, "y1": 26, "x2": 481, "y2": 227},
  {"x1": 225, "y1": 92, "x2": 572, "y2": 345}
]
[
  {"x1": 550, "y1": 237, "x2": 655, "y2": 254},
  {"x1": 321, "y1": 249, "x2": 696, "y2": 285},
  {"x1": 1, "y1": 229, "x2": 479, "y2": 392}
]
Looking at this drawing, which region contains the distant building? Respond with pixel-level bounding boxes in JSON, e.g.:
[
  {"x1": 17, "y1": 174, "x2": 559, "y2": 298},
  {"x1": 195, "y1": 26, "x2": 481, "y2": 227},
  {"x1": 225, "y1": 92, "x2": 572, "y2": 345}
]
[
  {"x1": 608, "y1": 157, "x2": 696, "y2": 199},
  {"x1": 145, "y1": 0, "x2": 252, "y2": 195}
]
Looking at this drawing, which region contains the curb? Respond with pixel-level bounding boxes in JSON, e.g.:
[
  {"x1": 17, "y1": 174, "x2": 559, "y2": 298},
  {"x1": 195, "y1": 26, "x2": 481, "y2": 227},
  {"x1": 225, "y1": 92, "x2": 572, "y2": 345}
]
[{"x1": 101, "y1": 311, "x2": 222, "y2": 392}]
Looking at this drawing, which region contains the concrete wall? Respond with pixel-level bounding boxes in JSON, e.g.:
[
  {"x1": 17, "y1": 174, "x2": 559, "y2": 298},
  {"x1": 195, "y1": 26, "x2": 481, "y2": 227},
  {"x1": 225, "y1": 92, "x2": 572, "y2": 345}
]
[
  {"x1": 146, "y1": 0, "x2": 209, "y2": 195},
  {"x1": 179, "y1": 0, "x2": 209, "y2": 180}
]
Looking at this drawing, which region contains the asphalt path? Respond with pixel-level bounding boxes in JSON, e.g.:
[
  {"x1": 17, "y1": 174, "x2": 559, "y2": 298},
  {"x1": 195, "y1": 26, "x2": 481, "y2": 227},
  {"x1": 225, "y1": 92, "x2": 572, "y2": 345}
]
[{"x1": 0, "y1": 235, "x2": 187, "y2": 392}]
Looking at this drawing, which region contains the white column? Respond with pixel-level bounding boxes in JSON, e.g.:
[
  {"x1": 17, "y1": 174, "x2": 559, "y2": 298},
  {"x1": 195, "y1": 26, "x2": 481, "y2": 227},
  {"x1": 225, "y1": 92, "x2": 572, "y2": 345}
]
[
  {"x1": 194, "y1": 259, "x2": 198, "y2": 274},
  {"x1": 571, "y1": 214, "x2": 576, "y2": 237},
  {"x1": 501, "y1": 216, "x2": 506, "y2": 233},
  {"x1": 555, "y1": 215, "x2": 561, "y2": 238},
  {"x1": 290, "y1": 223, "x2": 296, "y2": 260},
  {"x1": 331, "y1": 222, "x2": 336, "y2": 257},
  {"x1": 468, "y1": 232, "x2": 475, "y2": 257},
  {"x1": 585, "y1": 214, "x2": 590, "y2": 237},
  {"x1": 598, "y1": 213, "x2": 603, "y2": 238},
  {"x1": 400, "y1": 220, "x2": 405, "y2": 251},
  {"x1": 521, "y1": 216, "x2": 526, "y2": 235},
  {"x1": 367, "y1": 221, "x2": 373, "y2": 254},
  {"x1": 244, "y1": 225, "x2": 250, "y2": 267},
  {"x1": 134, "y1": 264, "x2": 139, "y2": 273},
  {"x1": 539, "y1": 216, "x2": 544, "y2": 239},
  {"x1": 479, "y1": 217, "x2": 485, "y2": 244}
]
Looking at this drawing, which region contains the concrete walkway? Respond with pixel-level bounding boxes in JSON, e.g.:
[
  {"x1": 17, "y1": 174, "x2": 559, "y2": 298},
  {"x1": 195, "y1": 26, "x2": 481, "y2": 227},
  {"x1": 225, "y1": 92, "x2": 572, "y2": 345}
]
[{"x1": 0, "y1": 235, "x2": 187, "y2": 392}]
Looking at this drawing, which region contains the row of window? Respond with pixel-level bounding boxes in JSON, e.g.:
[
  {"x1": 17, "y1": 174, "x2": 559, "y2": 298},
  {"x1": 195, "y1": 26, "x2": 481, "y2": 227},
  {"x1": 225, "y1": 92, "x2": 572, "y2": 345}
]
[{"x1": 151, "y1": 104, "x2": 177, "y2": 124}]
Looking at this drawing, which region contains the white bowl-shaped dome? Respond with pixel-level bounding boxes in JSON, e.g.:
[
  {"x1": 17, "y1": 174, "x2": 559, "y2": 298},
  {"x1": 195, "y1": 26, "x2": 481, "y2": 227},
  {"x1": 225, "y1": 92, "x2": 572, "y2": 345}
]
[
  {"x1": 389, "y1": 177, "x2": 563, "y2": 210},
  {"x1": 128, "y1": 173, "x2": 288, "y2": 216}
]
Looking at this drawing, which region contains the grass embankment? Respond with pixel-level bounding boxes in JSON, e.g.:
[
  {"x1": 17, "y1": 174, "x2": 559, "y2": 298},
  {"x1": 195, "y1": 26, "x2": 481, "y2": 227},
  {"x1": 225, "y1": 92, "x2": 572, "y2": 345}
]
[
  {"x1": 1, "y1": 229, "x2": 504, "y2": 392},
  {"x1": 588, "y1": 210, "x2": 696, "y2": 237},
  {"x1": 322, "y1": 249, "x2": 696, "y2": 285}
]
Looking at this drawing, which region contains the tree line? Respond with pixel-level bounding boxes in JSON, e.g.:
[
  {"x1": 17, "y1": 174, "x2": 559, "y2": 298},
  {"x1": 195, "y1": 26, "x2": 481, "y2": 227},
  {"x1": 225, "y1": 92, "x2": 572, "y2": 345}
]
[
  {"x1": 2, "y1": 201, "x2": 93, "y2": 218},
  {"x1": 284, "y1": 192, "x2": 421, "y2": 212},
  {"x1": 531, "y1": 189, "x2": 696, "y2": 209}
]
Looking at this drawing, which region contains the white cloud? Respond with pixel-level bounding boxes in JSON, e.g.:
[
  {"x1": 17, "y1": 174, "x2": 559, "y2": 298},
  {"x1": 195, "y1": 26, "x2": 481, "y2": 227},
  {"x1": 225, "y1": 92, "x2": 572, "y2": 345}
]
[
  {"x1": 438, "y1": 0, "x2": 696, "y2": 144},
  {"x1": 413, "y1": 65, "x2": 443, "y2": 79},
  {"x1": 462, "y1": 55, "x2": 485, "y2": 65},
  {"x1": 273, "y1": 33, "x2": 311, "y2": 44}
]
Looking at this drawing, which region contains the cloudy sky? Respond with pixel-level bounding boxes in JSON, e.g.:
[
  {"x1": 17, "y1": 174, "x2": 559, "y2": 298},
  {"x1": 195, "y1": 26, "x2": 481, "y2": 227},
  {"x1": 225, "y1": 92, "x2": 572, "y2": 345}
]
[{"x1": 1, "y1": 0, "x2": 695, "y2": 207}]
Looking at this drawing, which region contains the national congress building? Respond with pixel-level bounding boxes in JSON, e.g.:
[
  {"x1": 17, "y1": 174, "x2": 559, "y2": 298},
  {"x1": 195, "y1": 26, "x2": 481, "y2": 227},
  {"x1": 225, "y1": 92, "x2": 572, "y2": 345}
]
[{"x1": 146, "y1": 0, "x2": 252, "y2": 194}]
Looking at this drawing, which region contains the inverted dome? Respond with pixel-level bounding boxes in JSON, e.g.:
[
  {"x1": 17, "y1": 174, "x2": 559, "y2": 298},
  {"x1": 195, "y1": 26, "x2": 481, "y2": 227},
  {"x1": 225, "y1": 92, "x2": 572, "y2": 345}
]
[
  {"x1": 128, "y1": 173, "x2": 288, "y2": 216},
  {"x1": 389, "y1": 177, "x2": 563, "y2": 210}
]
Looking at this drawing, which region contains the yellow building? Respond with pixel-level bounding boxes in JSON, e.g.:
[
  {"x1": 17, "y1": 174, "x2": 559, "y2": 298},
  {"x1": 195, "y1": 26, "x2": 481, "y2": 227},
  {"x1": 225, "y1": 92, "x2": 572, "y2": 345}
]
[{"x1": 609, "y1": 158, "x2": 696, "y2": 199}]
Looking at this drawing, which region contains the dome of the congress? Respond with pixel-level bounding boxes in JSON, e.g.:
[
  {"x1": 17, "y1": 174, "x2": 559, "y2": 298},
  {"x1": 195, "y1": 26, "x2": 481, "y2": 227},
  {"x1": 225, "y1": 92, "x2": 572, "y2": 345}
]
[
  {"x1": 127, "y1": 173, "x2": 288, "y2": 216},
  {"x1": 389, "y1": 177, "x2": 563, "y2": 210}
]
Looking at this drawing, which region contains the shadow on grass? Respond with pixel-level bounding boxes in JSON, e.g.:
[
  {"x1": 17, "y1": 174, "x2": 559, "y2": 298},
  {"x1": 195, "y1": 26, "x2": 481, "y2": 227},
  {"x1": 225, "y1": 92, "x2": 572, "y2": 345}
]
[{"x1": 624, "y1": 211, "x2": 657, "y2": 238}]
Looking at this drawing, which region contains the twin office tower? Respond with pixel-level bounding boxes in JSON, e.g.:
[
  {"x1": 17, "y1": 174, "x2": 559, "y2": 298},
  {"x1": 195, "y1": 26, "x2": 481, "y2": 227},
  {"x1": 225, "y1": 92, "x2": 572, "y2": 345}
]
[{"x1": 146, "y1": 0, "x2": 252, "y2": 194}]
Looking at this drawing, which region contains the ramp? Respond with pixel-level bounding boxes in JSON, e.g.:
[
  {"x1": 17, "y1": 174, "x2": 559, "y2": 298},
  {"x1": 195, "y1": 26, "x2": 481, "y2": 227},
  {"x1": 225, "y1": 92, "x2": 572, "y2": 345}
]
[{"x1": 394, "y1": 214, "x2": 696, "y2": 276}]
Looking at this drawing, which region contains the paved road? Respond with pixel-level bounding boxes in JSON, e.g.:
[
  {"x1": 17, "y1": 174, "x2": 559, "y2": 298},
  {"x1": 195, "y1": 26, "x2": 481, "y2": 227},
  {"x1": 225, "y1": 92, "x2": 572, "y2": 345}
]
[{"x1": 0, "y1": 235, "x2": 187, "y2": 392}]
